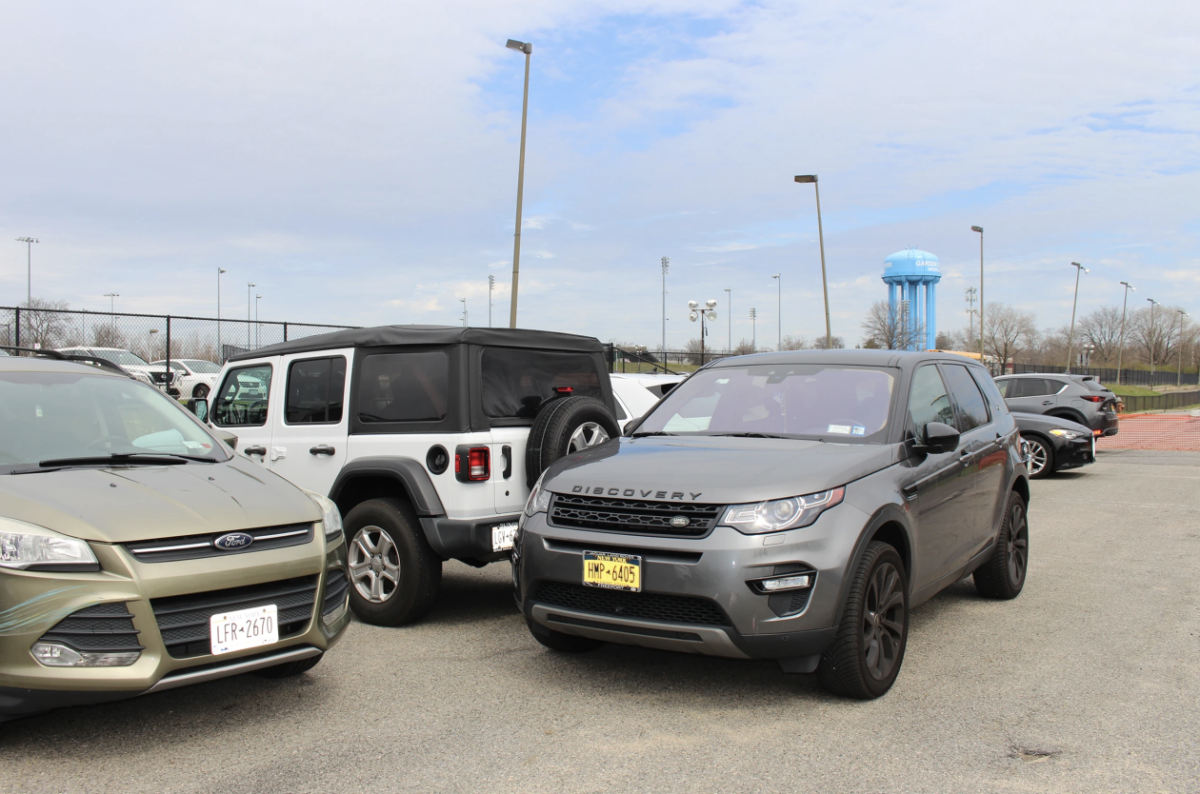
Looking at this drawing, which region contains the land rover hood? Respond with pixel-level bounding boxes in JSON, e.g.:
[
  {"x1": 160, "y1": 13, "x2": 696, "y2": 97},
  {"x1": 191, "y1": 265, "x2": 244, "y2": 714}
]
[
  {"x1": 0, "y1": 460, "x2": 320, "y2": 544},
  {"x1": 544, "y1": 436, "x2": 901, "y2": 505}
]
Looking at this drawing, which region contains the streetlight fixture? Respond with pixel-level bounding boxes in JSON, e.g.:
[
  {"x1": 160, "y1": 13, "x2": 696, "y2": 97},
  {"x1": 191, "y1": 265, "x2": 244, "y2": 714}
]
[
  {"x1": 15, "y1": 237, "x2": 39, "y2": 306},
  {"x1": 794, "y1": 176, "x2": 831, "y2": 348},
  {"x1": 688, "y1": 299, "x2": 718, "y2": 366},
  {"x1": 772, "y1": 274, "x2": 781, "y2": 350},
  {"x1": 1177, "y1": 310, "x2": 1189, "y2": 387},
  {"x1": 661, "y1": 257, "x2": 670, "y2": 361},
  {"x1": 247, "y1": 282, "x2": 256, "y2": 349},
  {"x1": 255, "y1": 294, "x2": 262, "y2": 347},
  {"x1": 488, "y1": 274, "x2": 495, "y2": 328},
  {"x1": 217, "y1": 268, "x2": 227, "y2": 363},
  {"x1": 971, "y1": 226, "x2": 984, "y2": 358},
  {"x1": 1147, "y1": 298, "x2": 1159, "y2": 375},
  {"x1": 1064, "y1": 262, "x2": 1089, "y2": 373},
  {"x1": 460, "y1": 297, "x2": 468, "y2": 328},
  {"x1": 506, "y1": 38, "x2": 533, "y2": 329},
  {"x1": 1116, "y1": 281, "x2": 1135, "y2": 385},
  {"x1": 723, "y1": 288, "x2": 731, "y2": 353},
  {"x1": 749, "y1": 308, "x2": 757, "y2": 353}
]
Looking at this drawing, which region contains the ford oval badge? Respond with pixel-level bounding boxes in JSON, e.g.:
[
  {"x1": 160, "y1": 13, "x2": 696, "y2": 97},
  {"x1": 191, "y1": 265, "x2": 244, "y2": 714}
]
[
  {"x1": 214, "y1": 532, "x2": 254, "y2": 551},
  {"x1": 670, "y1": 516, "x2": 690, "y2": 528}
]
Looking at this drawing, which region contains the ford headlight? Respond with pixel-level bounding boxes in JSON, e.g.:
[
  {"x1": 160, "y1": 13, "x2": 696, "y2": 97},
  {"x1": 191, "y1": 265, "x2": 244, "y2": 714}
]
[
  {"x1": 305, "y1": 491, "x2": 344, "y2": 542},
  {"x1": 0, "y1": 518, "x2": 99, "y2": 571},
  {"x1": 1049, "y1": 428, "x2": 1081, "y2": 440},
  {"x1": 722, "y1": 487, "x2": 846, "y2": 535}
]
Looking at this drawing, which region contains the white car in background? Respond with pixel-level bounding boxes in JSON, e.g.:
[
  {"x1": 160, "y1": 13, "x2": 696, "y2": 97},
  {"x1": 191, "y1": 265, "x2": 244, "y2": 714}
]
[
  {"x1": 153, "y1": 358, "x2": 221, "y2": 399},
  {"x1": 609, "y1": 372, "x2": 687, "y2": 432},
  {"x1": 55, "y1": 346, "x2": 165, "y2": 390}
]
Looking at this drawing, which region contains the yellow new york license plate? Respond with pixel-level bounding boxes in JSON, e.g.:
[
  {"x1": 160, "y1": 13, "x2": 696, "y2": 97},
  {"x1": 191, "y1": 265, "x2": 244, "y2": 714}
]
[{"x1": 583, "y1": 551, "x2": 642, "y2": 592}]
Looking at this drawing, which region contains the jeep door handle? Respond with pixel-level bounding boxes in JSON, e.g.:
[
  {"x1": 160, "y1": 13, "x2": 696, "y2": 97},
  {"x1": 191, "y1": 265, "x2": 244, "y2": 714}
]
[
  {"x1": 309, "y1": 445, "x2": 336, "y2": 456},
  {"x1": 243, "y1": 445, "x2": 267, "y2": 457}
]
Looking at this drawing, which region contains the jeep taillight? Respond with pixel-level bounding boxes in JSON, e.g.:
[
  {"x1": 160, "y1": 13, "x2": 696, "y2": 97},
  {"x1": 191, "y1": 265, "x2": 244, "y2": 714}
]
[{"x1": 454, "y1": 446, "x2": 491, "y2": 482}]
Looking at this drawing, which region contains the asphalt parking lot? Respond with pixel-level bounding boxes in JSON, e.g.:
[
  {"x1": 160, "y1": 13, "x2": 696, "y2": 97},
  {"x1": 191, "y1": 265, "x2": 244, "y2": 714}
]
[{"x1": 3, "y1": 449, "x2": 1198, "y2": 794}]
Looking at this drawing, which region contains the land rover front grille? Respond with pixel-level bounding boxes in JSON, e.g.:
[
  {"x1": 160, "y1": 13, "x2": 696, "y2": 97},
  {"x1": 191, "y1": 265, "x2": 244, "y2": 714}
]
[
  {"x1": 533, "y1": 581, "x2": 731, "y2": 626},
  {"x1": 150, "y1": 576, "x2": 317, "y2": 658},
  {"x1": 38, "y1": 602, "x2": 144, "y2": 653},
  {"x1": 548, "y1": 494, "x2": 724, "y2": 537},
  {"x1": 124, "y1": 523, "x2": 314, "y2": 563}
]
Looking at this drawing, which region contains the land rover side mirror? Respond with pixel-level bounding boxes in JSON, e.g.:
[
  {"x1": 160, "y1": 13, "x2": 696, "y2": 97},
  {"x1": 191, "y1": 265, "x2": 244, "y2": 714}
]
[
  {"x1": 624, "y1": 415, "x2": 647, "y2": 437},
  {"x1": 920, "y1": 421, "x2": 960, "y2": 454}
]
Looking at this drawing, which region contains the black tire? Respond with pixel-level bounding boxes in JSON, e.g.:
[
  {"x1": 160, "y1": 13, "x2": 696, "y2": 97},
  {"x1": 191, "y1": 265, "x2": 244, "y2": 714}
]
[
  {"x1": 525, "y1": 396, "x2": 620, "y2": 487},
  {"x1": 192, "y1": 383, "x2": 210, "y2": 400},
  {"x1": 254, "y1": 653, "x2": 322, "y2": 679},
  {"x1": 526, "y1": 616, "x2": 604, "y2": 653},
  {"x1": 817, "y1": 542, "x2": 909, "y2": 700},
  {"x1": 1024, "y1": 436, "x2": 1054, "y2": 479},
  {"x1": 974, "y1": 490, "x2": 1029, "y2": 600},
  {"x1": 343, "y1": 498, "x2": 442, "y2": 627}
]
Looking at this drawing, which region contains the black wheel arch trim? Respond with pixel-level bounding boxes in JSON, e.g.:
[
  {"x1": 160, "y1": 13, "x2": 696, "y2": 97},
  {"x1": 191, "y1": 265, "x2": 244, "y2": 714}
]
[
  {"x1": 329, "y1": 457, "x2": 446, "y2": 517},
  {"x1": 831, "y1": 504, "x2": 914, "y2": 629}
]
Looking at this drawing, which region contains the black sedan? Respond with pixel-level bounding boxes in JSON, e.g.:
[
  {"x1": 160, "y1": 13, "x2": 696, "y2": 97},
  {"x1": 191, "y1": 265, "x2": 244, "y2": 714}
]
[{"x1": 1013, "y1": 411, "x2": 1095, "y2": 478}]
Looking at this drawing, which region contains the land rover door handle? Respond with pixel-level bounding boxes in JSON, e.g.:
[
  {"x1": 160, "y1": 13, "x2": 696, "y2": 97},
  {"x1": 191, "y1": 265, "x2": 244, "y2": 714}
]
[{"x1": 309, "y1": 445, "x2": 336, "y2": 456}]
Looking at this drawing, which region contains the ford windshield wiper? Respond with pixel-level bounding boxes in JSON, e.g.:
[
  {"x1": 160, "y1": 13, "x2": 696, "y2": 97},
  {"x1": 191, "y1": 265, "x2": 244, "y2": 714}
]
[{"x1": 37, "y1": 453, "x2": 215, "y2": 468}]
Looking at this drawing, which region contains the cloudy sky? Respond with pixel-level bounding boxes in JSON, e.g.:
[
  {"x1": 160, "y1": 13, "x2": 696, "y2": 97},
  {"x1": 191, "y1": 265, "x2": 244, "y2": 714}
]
[{"x1": 2, "y1": 0, "x2": 1197, "y2": 349}]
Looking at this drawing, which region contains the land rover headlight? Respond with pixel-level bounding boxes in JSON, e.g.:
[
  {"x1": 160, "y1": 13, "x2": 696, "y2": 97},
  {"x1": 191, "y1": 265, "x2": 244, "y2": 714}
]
[
  {"x1": 305, "y1": 491, "x2": 344, "y2": 542},
  {"x1": 1049, "y1": 428, "x2": 1081, "y2": 440},
  {"x1": 0, "y1": 518, "x2": 99, "y2": 571},
  {"x1": 523, "y1": 473, "x2": 552, "y2": 518},
  {"x1": 722, "y1": 487, "x2": 846, "y2": 534}
]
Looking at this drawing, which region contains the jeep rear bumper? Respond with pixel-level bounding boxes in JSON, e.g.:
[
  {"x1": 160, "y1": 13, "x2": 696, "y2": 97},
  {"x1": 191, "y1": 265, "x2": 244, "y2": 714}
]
[{"x1": 420, "y1": 515, "x2": 522, "y2": 564}]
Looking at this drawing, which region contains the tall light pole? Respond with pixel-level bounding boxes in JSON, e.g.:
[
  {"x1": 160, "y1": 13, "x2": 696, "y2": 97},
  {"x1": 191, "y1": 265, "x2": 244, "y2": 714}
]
[
  {"x1": 15, "y1": 237, "x2": 39, "y2": 306},
  {"x1": 460, "y1": 298, "x2": 468, "y2": 328},
  {"x1": 1176, "y1": 310, "x2": 1189, "y2": 387},
  {"x1": 1147, "y1": 298, "x2": 1159, "y2": 376},
  {"x1": 794, "y1": 176, "x2": 831, "y2": 348},
  {"x1": 971, "y1": 226, "x2": 984, "y2": 358},
  {"x1": 1065, "y1": 262, "x2": 1088, "y2": 373},
  {"x1": 749, "y1": 308, "x2": 757, "y2": 353},
  {"x1": 1116, "y1": 281, "x2": 1134, "y2": 385},
  {"x1": 247, "y1": 282, "x2": 255, "y2": 349},
  {"x1": 216, "y1": 268, "x2": 226, "y2": 363},
  {"x1": 104, "y1": 293, "x2": 119, "y2": 340},
  {"x1": 772, "y1": 274, "x2": 781, "y2": 350},
  {"x1": 255, "y1": 294, "x2": 262, "y2": 347},
  {"x1": 505, "y1": 38, "x2": 533, "y2": 329},
  {"x1": 488, "y1": 274, "x2": 495, "y2": 327},
  {"x1": 661, "y1": 256, "x2": 669, "y2": 360},
  {"x1": 723, "y1": 288, "x2": 731, "y2": 353}
]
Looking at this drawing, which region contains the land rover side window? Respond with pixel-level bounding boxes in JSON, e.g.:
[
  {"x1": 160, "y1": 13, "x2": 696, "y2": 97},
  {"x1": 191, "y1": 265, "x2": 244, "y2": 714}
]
[
  {"x1": 908, "y1": 365, "x2": 955, "y2": 442},
  {"x1": 481, "y1": 349, "x2": 602, "y2": 419},
  {"x1": 286, "y1": 356, "x2": 347, "y2": 424},
  {"x1": 971, "y1": 369, "x2": 1009, "y2": 415},
  {"x1": 942, "y1": 364, "x2": 991, "y2": 431},
  {"x1": 213, "y1": 364, "x2": 272, "y2": 426},
  {"x1": 357, "y1": 351, "x2": 449, "y2": 423}
]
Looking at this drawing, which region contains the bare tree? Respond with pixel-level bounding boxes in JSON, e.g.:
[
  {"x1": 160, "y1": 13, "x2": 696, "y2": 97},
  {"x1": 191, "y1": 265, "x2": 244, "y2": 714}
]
[
  {"x1": 20, "y1": 298, "x2": 71, "y2": 350},
  {"x1": 860, "y1": 300, "x2": 923, "y2": 350},
  {"x1": 983, "y1": 303, "x2": 1037, "y2": 368},
  {"x1": 811, "y1": 334, "x2": 846, "y2": 350},
  {"x1": 779, "y1": 334, "x2": 807, "y2": 351},
  {"x1": 732, "y1": 337, "x2": 756, "y2": 355},
  {"x1": 1129, "y1": 305, "x2": 1186, "y2": 369},
  {"x1": 1078, "y1": 306, "x2": 1124, "y2": 365}
]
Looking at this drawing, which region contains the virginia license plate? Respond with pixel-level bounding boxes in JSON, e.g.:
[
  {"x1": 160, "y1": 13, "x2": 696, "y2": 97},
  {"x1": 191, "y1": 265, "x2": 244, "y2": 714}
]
[
  {"x1": 583, "y1": 551, "x2": 642, "y2": 592},
  {"x1": 210, "y1": 604, "x2": 278, "y2": 656},
  {"x1": 492, "y1": 522, "x2": 519, "y2": 552}
]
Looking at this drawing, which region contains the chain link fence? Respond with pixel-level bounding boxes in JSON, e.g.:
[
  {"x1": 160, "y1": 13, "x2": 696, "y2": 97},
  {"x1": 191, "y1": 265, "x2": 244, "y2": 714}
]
[
  {"x1": 1012, "y1": 362, "x2": 1198, "y2": 388},
  {"x1": 0, "y1": 306, "x2": 355, "y2": 365}
]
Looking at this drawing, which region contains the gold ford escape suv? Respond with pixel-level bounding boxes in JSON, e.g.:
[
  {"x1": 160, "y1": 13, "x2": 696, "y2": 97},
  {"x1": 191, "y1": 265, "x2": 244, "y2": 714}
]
[{"x1": 0, "y1": 352, "x2": 350, "y2": 721}]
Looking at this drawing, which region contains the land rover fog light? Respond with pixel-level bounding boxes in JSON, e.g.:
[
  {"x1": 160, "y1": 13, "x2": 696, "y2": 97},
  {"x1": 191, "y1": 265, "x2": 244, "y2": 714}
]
[
  {"x1": 31, "y1": 642, "x2": 140, "y2": 668},
  {"x1": 758, "y1": 574, "x2": 813, "y2": 593}
]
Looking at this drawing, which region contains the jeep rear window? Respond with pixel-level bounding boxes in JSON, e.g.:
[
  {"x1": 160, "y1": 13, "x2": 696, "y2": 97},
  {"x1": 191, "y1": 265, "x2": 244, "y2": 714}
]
[
  {"x1": 481, "y1": 348, "x2": 602, "y2": 419},
  {"x1": 357, "y1": 352, "x2": 449, "y2": 423}
]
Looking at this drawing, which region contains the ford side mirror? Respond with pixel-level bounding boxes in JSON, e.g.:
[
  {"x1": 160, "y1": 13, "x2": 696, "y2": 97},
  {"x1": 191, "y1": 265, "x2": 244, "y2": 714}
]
[{"x1": 920, "y1": 422, "x2": 960, "y2": 454}]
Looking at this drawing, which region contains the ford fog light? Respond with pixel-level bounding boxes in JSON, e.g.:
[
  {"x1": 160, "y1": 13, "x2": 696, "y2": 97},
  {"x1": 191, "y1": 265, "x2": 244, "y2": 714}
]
[{"x1": 31, "y1": 642, "x2": 140, "y2": 667}]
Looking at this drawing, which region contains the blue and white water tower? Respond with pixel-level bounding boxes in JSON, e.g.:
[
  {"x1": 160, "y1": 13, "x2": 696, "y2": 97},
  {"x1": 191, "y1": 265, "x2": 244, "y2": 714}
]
[{"x1": 882, "y1": 249, "x2": 941, "y2": 351}]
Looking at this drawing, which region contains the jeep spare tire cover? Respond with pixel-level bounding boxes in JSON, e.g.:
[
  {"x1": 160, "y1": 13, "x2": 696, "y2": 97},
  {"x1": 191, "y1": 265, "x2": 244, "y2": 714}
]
[{"x1": 525, "y1": 396, "x2": 620, "y2": 487}]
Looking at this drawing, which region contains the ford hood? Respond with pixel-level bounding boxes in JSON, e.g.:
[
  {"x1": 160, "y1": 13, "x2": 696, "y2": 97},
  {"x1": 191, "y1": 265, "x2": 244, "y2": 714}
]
[
  {"x1": 543, "y1": 436, "x2": 903, "y2": 505},
  {"x1": 0, "y1": 459, "x2": 320, "y2": 544}
]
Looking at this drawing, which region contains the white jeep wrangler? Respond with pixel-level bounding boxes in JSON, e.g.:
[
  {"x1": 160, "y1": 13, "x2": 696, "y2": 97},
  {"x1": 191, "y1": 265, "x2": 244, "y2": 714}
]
[{"x1": 207, "y1": 326, "x2": 621, "y2": 626}]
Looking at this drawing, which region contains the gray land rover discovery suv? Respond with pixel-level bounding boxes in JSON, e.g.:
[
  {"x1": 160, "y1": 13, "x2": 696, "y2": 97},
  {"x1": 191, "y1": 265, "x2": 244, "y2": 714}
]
[{"x1": 514, "y1": 350, "x2": 1030, "y2": 699}]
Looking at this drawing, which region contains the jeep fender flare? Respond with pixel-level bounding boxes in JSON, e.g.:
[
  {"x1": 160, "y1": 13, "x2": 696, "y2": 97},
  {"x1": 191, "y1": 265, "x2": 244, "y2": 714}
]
[
  {"x1": 329, "y1": 457, "x2": 446, "y2": 518},
  {"x1": 831, "y1": 504, "x2": 915, "y2": 627}
]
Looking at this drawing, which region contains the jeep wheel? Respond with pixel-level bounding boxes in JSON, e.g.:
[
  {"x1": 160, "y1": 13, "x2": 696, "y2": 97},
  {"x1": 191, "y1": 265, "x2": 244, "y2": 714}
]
[
  {"x1": 526, "y1": 616, "x2": 603, "y2": 653},
  {"x1": 817, "y1": 541, "x2": 909, "y2": 699},
  {"x1": 526, "y1": 396, "x2": 621, "y2": 486},
  {"x1": 254, "y1": 653, "x2": 322, "y2": 679},
  {"x1": 344, "y1": 498, "x2": 441, "y2": 626},
  {"x1": 973, "y1": 490, "x2": 1028, "y2": 600},
  {"x1": 192, "y1": 383, "x2": 210, "y2": 400},
  {"x1": 1025, "y1": 436, "x2": 1053, "y2": 478}
]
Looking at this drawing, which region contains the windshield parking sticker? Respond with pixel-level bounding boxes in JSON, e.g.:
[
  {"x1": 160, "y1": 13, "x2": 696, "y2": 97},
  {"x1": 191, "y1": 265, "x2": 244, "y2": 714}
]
[
  {"x1": 827, "y1": 424, "x2": 852, "y2": 434},
  {"x1": 852, "y1": 425, "x2": 866, "y2": 436}
]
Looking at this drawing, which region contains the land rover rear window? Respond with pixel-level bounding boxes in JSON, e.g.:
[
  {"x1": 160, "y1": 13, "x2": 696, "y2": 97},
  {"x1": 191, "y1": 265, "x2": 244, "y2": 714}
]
[
  {"x1": 481, "y1": 348, "x2": 602, "y2": 419},
  {"x1": 356, "y1": 352, "x2": 449, "y2": 423}
]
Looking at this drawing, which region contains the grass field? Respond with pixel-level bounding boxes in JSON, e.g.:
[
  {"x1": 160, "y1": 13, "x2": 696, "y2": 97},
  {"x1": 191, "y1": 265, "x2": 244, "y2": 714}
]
[{"x1": 1109, "y1": 384, "x2": 1161, "y2": 397}]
